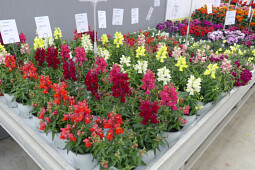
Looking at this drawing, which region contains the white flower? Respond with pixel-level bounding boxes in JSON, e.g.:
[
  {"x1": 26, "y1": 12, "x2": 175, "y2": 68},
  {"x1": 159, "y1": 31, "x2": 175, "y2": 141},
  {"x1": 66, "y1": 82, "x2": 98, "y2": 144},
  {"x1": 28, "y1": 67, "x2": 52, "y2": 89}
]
[
  {"x1": 120, "y1": 55, "x2": 131, "y2": 67},
  {"x1": 157, "y1": 66, "x2": 171, "y2": 85},
  {"x1": 97, "y1": 47, "x2": 110, "y2": 61},
  {"x1": 44, "y1": 37, "x2": 54, "y2": 49},
  {"x1": 134, "y1": 60, "x2": 148, "y2": 74},
  {"x1": 81, "y1": 34, "x2": 93, "y2": 52},
  {"x1": 186, "y1": 75, "x2": 201, "y2": 95}
]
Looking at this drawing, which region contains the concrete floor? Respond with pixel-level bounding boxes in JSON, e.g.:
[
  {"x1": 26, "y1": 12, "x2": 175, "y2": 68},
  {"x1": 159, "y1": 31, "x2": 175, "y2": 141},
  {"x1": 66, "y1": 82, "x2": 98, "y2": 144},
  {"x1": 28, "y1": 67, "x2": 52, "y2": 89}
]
[
  {"x1": 192, "y1": 91, "x2": 255, "y2": 170},
  {"x1": 0, "y1": 92, "x2": 254, "y2": 170}
]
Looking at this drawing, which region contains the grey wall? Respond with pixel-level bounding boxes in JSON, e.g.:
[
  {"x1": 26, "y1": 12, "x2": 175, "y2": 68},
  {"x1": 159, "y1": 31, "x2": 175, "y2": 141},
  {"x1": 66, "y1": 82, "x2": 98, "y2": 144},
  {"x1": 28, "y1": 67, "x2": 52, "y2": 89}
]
[{"x1": 0, "y1": 0, "x2": 166, "y2": 44}]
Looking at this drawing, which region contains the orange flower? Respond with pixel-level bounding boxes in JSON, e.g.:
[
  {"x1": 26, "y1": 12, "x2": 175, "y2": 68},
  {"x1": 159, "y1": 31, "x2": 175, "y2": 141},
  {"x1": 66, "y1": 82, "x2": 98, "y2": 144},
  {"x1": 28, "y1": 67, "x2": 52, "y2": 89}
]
[{"x1": 251, "y1": 22, "x2": 255, "y2": 26}]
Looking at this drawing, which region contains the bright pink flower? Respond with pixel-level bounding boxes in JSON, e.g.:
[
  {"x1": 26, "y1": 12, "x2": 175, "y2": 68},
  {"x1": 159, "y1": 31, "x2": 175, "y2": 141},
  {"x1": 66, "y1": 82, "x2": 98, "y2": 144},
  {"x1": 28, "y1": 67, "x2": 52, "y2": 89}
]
[
  {"x1": 159, "y1": 84, "x2": 178, "y2": 110},
  {"x1": 60, "y1": 44, "x2": 70, "y2": 61},
  {"x1": 141, "y1": 69, "x2": 155, "y2": 95},
  {"x1": 74, "y1": 47, "x2": 87, "y2": 66}
]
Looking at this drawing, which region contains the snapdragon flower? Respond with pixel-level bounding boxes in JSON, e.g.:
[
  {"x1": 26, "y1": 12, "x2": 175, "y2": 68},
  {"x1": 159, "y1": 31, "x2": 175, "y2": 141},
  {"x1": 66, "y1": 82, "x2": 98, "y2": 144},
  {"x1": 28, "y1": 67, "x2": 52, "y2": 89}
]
[
  {"x1": 157, "y1": 66, "x2": 171, "y2": 85},
  {"x1": 101, "y1": 34, "x2": 109, "y2": 45},
  {"x1": 156, "y1": 43, "x2": 168, "y2": 62},
  {"x1": 54, "y1": 27, "x2": 62, "y2": 40},
  {"x1": 44, "y1": 37, "x2": 54, "y2": 49},
  {"x1": 186, "y1": 75, "x2": 201, "y2": 95},
  {"x1": 33, "y1": 36, "x2": 45, "y2": 50},
  {"x1": 114, "y1": 32, "x2": 124, "y2": 48},
  {"x1": 204, "y1": 63, "x2": 218, "y2": 79},
  {"x1": 134, "y1": 60, "x2": 148, "y2": 74},
  {"x1": 120, "y1": 55, "x2": 131, "y2": 67},
  {"x1": 136, "y1": 45, "x2": 146, "y2": 58},
  {"x1": 175, "y1": 56, "x2": 188, "y2": 71},
  {"x1": 97, "y1": 47, "x2": 110, "y2": 61},
  {"x1": 81, "y1": 34, "x2": 93, "y2": 52}
]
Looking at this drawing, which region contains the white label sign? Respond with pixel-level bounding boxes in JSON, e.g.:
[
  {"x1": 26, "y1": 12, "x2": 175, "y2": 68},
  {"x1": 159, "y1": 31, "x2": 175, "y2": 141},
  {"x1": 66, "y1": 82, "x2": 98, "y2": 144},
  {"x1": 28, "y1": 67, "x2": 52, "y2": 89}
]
[
  {"x1": 247, "y1": 0, "x2": 251, "y2": 5},
  {"x1": 248, "y1": 6, "x2": 252, "y2": 18},
  {"x1": 75, "y1": 13, "x2": 89, "y2": 33},
  {"x1": 98, "y1": 11, "x2": 107, "y2": 28},
  {"x1": 250, "y1": 10, "x2": 254, "y2": 23},
  {"x1": 0, "y1": 19, "x2": 20, "y2": 44},
  {"x1": 35, "y1": 16, "x2": 52, "y2": 38},
  {"x1": 154, "y1": 0, "x2": 160, "y2": 7},
  {"x1": 112, "y1": 8, "x2": 124, "y2": 25},
  {"x1": 146, "y1": 7, "x2": 154, "y2": 21},
  {"x1": 131, "y1": 8, "x2": 139, "y2": 24},
  {"x1": 207, "y1": 3, "x2": 212, "y2": 14},
  {"x1": 212, "y1": 0, "x2": 221, "y2": 7},
  {"x1": 225, "y1": 10, "x2": 236, "y2": 25}
]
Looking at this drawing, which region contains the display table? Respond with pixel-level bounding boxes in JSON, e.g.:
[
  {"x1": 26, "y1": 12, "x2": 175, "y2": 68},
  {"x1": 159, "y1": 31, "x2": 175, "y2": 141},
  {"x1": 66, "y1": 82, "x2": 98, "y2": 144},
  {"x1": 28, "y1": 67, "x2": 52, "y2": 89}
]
[{"x1": 0, "y1": 70, "x2": 255, "y2": 170}]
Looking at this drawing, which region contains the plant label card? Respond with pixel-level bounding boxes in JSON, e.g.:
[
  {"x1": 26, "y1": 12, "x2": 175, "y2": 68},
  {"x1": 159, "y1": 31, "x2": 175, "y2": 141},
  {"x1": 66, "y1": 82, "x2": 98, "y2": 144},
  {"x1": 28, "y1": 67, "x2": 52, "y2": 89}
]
[
  {"x1": 213, "y1": 0, "x2": 221, "y2": 7},
  {"x1": 35, "y1": 16, "x2": 52, "y2": 38},
  {"x1": 146, "y1": 7, "x2": 154, "y2": 21},
  {"x1": 154, "y1": 0, "x2": 160, "y2": 7},
  {"x1": 75, "y1": 13, "x2": 89, "y2": 33},
  {"x1": 207, "y1": 3, "x2": 212, "y2": 14},
  {"x1": 250, "y1": 10, "x2": 254, "y2": 23},
  {"x1": 225, "y1": 10, "x2": 236, "y2": 25},
  {"x1": 98, "y1": 11, "x2": 107, "y2": 28},
  {"x1": 248, "y1": 6, "x2": 252, "y2": 18},
  {"x1": 131, "y1": 8, "x2": 139, "y2": 24},
  {"x1": 112, "y1": 8, "x2": 124, "y2": 25},
  {"x1": 0, "y1": 19, "x2": 20, "y2": 44}
]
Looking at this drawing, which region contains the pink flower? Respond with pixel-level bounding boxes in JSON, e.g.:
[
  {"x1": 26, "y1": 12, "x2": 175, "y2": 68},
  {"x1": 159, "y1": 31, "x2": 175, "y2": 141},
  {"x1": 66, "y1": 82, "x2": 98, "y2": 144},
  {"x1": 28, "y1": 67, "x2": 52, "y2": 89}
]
[
  {"x1": 141, "y1": 69, "x2": 155, "y2": 95},
  {"x1": 74, "y1": 47, "x2": 87, "y2": 66},
  {"x1": 159, "y1": 84, "x2": 178, "y2": 110}
]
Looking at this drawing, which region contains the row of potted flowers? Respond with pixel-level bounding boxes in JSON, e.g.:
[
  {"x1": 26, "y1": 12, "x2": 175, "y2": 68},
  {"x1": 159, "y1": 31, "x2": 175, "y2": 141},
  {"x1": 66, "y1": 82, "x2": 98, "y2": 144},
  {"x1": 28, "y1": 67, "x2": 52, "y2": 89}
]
[{"x1": 0, "y1": 23, "x2": 254, "y2": 169}]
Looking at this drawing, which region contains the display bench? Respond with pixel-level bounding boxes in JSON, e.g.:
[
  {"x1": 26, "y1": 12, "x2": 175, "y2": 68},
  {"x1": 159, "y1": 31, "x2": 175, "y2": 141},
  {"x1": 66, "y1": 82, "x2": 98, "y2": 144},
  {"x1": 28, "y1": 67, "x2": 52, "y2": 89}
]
[{"x1": 0, "y1": 70, "x2": 255, "y2": 170}]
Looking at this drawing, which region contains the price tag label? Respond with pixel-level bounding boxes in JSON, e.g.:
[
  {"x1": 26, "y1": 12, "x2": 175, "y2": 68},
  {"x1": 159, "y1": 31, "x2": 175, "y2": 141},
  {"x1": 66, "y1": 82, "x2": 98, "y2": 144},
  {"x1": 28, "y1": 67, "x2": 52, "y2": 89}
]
[
  {"x1": 225, "y1": 10, "x2": 236, "y2": 25},
  {"x1": 0, "y1": 19, "x2": 20, "y2": 44},
  {"x1": 154, "y1": 0, "x2": 160, "y2": 7},
  {"x1": 98, "y1": 11, "x2": 107, "y2": 28},
  {"x1": 35, "y1": 16, "x2": 52, "y2": 38},
  {"x1": 131, "y1": 8, "x2": 139, "y2": 24},
  {"x1": 146, "y1": 7, "x2": 154, "y2": 21},
  {"x1": 207, "y1": 3, "x2": 212, "y2": 14},
  {"x1": 112, "y1": 8, "x2": 124, "y2": 25},
  {"x1": 75, "y1": 13, "x2": 89, "y2": 33}
]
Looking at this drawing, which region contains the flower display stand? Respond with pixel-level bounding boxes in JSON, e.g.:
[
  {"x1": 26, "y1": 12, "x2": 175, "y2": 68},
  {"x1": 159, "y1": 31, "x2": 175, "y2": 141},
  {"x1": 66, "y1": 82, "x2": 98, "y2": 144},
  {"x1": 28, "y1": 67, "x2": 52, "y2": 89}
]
[{"x1": 0, "y1": 70, "x2": 254, "y2": 170}]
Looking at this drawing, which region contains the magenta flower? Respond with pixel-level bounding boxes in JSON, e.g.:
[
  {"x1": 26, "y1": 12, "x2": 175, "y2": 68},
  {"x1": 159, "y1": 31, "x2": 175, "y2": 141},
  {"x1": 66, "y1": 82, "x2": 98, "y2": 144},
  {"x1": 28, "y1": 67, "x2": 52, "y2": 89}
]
[
  {"x1": 74, "y1": 47, "x2": 87, "y2": 66},
  {"x1": 141, "y1": 69, "x2": 155, "y2": 95}
]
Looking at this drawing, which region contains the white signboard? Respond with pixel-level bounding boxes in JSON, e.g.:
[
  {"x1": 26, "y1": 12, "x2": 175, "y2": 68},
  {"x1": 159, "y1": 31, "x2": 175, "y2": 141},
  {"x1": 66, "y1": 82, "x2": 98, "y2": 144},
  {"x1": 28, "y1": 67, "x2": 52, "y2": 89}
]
[
  {"x1": 112, "y1": 8, "x2": 124, "y2": 25},
  {"x1": 34, "y1": 16, "x2": 52, "y2": 38},
  {"x1": 207, "y1": 3, "x2": 212, "y2": 14},
  {"x1": 250, "y1": 10, "x2": 254, "y2": 23},
  {"x1": 212, "y1": 0, "x2": 221, "y2": 7},
  {"x1": 131, "y1": 8, "x2": 139, "y2": 24},
  {"x1": 0, "y1": 19, "x2": 20, "y2": 44},
  {"x1": 225, "y1": 10, "x2": 236, "y2": 25},
  {"x1": 248, "y1": 6, "x2": 252, "y2": 18},
  {"x1": 154, "y1": 0, "x2": 160, "y2": 7},
  {"x1": 75, "y1": 13, "x2": 89, "y2": 33},
  {"x1": 146, "y1": 7, "x2": 154, "y2": 21},
  {"x1": 98, "y1": 11, "x2": 107, "y2": 28}
]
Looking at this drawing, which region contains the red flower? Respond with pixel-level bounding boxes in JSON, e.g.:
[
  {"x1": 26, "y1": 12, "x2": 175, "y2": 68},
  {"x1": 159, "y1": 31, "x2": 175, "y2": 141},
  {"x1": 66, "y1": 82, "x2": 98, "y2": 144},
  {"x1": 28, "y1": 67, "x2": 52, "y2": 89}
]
[
  {"x1": 83, "y1": 138, "x2": 91, "y2": 147},
  {"x1": 106, "y1": 130, "x2": 114, "y2": 140},
  {"x1": 115, "y1": 127, "x2": 123, "y2": 135},
  {"x1": 35, "y1": 48, "x2": 46, "y2": 66},
  {"x1": 5, "y1": 55, "x2": 17, "y2": 71},
  {"x1": 139, "y1": 100, "x2": 160, "y2": 125}
]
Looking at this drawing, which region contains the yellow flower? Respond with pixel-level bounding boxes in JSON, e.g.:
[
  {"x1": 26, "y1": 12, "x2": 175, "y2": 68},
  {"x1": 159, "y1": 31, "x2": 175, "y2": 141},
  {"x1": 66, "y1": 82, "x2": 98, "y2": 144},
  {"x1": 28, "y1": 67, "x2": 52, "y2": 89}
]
[
  {"x1": 175, "y1": 56, "x2": 188, "y2": 71},
  {"x1": 0, "y1": 44, "x2": 5, "y2": 53},
  {"x1": 33, "y1": 36, "x2": 45, "y2": 50},
  {"x1": 238, "y1": 50, "x2": 243, "y2": 55},
  {"x1": 156, "y1": 43, "x2": 168, "y2": 62},
  {"x1": 219, "y1": 48, "x2": 222, "y2": 52},
  {"x1": 204, "y1": 63, "x2": 218, "y2": 79},
  {"x1": 248, "y1": 57, "x2": 254, "y2": 63},
  {"x1": 54, "y1": 27, "x2": 62, "y2": 40},
  {"x1": 114, "y1": 32, "x2": 124, "y2": 48},
  {"x1": 101, "y1": 34, "x2": 109, "y2": 45},
  {"x1": 136, "y1": 46, "x2": 146, "y2": 58}
]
